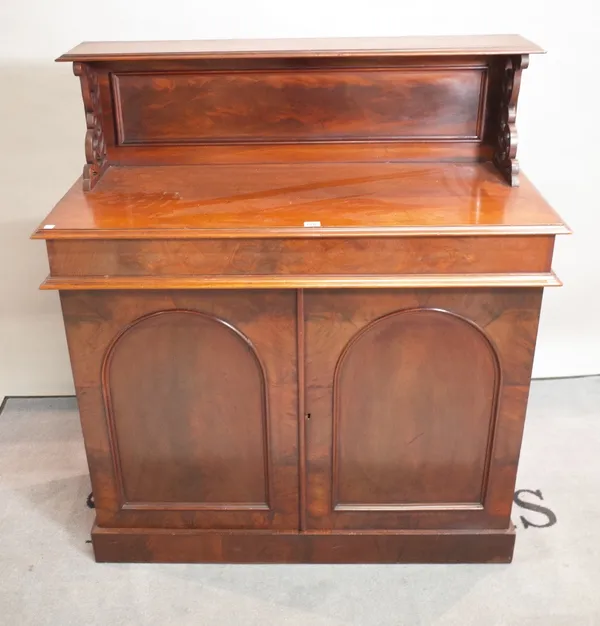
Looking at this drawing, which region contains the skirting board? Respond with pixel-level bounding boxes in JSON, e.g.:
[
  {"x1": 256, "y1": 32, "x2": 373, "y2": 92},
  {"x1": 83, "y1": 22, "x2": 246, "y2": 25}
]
[{"x1": 92, "y1": 524, "x2": 516, "y2": 564}]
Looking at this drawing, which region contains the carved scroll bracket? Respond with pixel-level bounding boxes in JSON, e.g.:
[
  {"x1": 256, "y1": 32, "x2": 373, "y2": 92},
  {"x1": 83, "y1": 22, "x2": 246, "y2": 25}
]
[
  {"x1": 494, "y1": 54, "x2": 529, "y2": 187},
  {"x1": 73, "y1": 62, "x2": 108, "y2": 191}
]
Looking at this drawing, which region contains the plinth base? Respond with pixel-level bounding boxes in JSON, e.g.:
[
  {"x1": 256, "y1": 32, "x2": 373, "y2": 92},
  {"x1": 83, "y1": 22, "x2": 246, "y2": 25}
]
[{"x1": 91, "y1": 524, "x2": 515, "y2": 564}]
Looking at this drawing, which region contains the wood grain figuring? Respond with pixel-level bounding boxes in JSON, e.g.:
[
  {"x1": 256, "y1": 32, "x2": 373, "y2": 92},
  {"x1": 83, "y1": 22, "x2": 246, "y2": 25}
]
[
  {"x1": 304, "y1": 288, "x2": 543, "y2": 530},
  {"x1": 57, "y1": 35, "x2": 545, "y2": 62},
  {"x1": 45, "y1": 236, "x2": 554, "y2": 278},
  {"x1": 92, "y1": 525, "x2": 516, "y2": 564},
  {"x1": 103, "y1": 310, "x2": 270, "y2": 508},
  {"x1": 332, "y1": 309, "x2": 500, "y2": 509},
  {"x1": 113, "y1": 67, "x2": 486, "y2": 145},
  {"x1": 33, "y1": 164, "x2": 569, "y2": 240}
]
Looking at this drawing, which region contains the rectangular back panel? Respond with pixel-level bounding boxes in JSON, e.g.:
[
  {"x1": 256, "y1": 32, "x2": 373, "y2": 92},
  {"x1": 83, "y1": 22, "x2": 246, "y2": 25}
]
[
  {"x1": 72, "y1": 50, "x2": 527, "y2": 182},
  {"x1": 112, "y1": 67, "x2": 487, "y2": 145}
]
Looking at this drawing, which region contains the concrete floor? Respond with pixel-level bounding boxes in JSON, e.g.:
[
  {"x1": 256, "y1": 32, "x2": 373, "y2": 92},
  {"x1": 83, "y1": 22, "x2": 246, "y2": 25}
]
[{"x1": 0, "y1": 377, "x2": 599, "y2": 625}]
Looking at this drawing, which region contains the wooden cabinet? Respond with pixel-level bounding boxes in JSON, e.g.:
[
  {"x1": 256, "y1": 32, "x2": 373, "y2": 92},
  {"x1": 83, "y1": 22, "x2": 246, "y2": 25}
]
[{"x1": 34, "y1": 35, "x2": 568, "y2": 563}]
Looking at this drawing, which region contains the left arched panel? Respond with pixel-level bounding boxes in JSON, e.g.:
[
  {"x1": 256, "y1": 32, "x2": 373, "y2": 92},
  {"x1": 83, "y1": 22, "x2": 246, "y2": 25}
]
[{"x1": 102, "y1": 310, "x2": 269, "y2": 508}]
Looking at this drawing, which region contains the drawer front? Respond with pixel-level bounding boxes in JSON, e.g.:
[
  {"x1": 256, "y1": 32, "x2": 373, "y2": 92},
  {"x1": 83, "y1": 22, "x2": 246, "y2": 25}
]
[{"x1": 47, "y1": 236, "x2": 554, "y2": 278}]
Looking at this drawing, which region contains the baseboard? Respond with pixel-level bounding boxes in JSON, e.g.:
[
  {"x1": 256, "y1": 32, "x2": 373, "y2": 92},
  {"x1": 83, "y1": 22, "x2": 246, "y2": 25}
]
[{"x1": 0, "y1": 394, "x2": 76, "y2": 417}]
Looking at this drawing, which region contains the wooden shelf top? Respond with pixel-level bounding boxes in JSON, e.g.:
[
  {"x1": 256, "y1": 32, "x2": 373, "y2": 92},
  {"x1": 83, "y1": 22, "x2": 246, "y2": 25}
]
[
  {"x1": 57, "y1": 35, "x2": 544, "y2": 62},
  {"x1": 33, "y1": 163, "x2": 568, "y2": 240}
]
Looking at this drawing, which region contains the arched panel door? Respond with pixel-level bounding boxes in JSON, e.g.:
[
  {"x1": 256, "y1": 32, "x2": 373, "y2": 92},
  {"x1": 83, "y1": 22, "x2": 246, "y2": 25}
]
[
  {"x1": 305, "y1": 296, "x2": 502, "y2": 531},
  {"x1": 104, "y1": 310, "x2": 270, "y2": 510}
]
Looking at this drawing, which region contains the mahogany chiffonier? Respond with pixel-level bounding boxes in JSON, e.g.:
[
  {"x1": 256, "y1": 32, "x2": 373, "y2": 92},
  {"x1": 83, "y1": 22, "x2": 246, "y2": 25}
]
[{"x1": 33, "y1": 35, "x2": 568, "y2": 563}]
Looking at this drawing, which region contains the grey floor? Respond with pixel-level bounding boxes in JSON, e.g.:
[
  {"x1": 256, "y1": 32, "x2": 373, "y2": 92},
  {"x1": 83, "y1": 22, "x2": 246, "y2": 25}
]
[{"x1": 0, "y1": 377, "x2": 599, "y2": 626}]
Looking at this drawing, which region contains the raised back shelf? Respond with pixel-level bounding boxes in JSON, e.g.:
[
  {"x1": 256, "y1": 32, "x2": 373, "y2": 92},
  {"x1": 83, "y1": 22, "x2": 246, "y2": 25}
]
[{"x1": 61, "y1": 35, "x2": 543, "y2": 190}]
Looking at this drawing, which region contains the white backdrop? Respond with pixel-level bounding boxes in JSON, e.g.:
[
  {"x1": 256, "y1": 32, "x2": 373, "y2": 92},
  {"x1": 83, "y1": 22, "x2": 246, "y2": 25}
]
[{"x1": 0, "y1": 0, "x2": 598, "y2": 399}]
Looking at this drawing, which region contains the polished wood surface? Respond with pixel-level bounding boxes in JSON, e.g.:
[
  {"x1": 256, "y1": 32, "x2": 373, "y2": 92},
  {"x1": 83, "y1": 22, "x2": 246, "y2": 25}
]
[
  {"x1": 58, "y1": 35, "x2": 544, "y2": 62},
  {"x1": 35, "y1": 36, "x2": 566, "y2": 563},
  {"x1": 33, "y1": 163, "x2": 567, "y2": 239}
]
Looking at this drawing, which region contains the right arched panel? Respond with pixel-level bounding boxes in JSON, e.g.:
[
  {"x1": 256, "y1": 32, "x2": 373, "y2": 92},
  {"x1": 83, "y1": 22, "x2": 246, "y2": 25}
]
[{"x1": 333, "y1": 308, "x2": 500, "y2": 509}]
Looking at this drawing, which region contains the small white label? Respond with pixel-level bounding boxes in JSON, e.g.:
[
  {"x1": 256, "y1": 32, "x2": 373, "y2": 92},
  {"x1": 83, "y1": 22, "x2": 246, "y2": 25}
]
[
  {"x1": 303, "y1": 221, "x2": 321, "y2": 228},
  {"x1": 43, "y1": 224, "x2": 55, "y2": 229}
]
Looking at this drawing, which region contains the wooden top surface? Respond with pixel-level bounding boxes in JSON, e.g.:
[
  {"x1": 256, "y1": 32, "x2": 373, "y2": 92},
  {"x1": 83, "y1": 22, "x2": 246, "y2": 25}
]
[
  {"x1": 57, "y1": 35, "x2": 544, "y2": 62},
  {"x1": 33, "y1": 163, "x2": 567, "y2": 240}
]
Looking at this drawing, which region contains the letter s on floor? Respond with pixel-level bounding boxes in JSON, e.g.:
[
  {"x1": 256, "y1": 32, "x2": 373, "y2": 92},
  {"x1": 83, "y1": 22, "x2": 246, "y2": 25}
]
[{"x1": 514, "y1": 489, "x2": 557, "y2": 529}]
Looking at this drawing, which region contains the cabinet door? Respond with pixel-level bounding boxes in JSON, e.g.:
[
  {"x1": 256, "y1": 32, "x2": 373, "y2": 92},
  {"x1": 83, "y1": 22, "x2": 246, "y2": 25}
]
[
  {"x1": 61, "y1": 290, "x2": 299, "y2": 530},
  {"x1": 304, "y1": 289, "x2": 542, "y2": 530}
]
